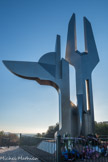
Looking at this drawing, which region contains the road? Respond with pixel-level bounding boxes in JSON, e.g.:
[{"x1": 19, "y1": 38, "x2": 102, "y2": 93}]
[{"x1": 0, "y1": 146, "x2": 41, "y2": 161}]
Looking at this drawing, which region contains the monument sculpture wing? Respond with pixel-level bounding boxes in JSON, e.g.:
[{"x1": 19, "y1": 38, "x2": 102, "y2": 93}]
[{"x1": 3, "y1": 60, "x2": 56, "y2": 80}]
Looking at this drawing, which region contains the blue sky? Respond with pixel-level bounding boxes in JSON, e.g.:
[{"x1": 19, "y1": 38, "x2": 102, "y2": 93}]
[{"x1": 0, "y1": 0, "x2": 108, "y2": 134}]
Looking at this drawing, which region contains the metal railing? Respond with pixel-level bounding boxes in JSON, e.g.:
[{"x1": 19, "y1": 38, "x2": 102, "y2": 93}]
[
  {"x1": 19, "y1": 134, "x2": 108, "y2": 162},
  {"x1": 57, "y1": 135, "x2": 108, "y2": 162}
]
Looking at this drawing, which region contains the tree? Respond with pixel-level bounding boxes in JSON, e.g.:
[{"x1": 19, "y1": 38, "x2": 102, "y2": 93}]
[
  {"x1": 0, "y1": 132, "x2": 19, "y2": 146},
  {"x1": 36, "y1": 133, "x2": 42, "y2": 137},
  {"x1": 95, "y1": 121, "x2": 108, "y2": 135},
  {"x1": 8, "y1": 133, "x2": 19, "y2": 145},
  {"x1": 45, "y1": 123, "x2": 59, "y2": 138},
  {"x1": 0, "y1": 131, "x2": 4, "y2": 145}
]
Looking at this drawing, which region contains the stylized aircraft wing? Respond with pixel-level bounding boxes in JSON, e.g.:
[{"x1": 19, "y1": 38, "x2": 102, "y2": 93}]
[{"x1": 3, "y1": 60, "x2": 56, "y2": 80}]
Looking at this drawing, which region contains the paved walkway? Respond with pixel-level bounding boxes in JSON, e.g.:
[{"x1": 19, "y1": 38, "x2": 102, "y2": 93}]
[{"x1": 0, "y1": 146, "x2": 41, "y2": 161}]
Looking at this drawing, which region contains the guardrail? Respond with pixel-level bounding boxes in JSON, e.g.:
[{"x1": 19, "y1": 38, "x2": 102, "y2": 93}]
[
  {"x1": 19, "y1": 134, "x2": 108, "y2": 162},
  {"x1": 57, "y1": 135, "x2": 108, "y2": 162}
]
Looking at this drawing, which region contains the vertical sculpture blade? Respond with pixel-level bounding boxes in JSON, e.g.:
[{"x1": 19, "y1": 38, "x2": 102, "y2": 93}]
[
  {"x1": 65, "y1": 13, "x2": 77, "y2": 63},
  {"x1": 55, "y1": 35, "x2": 61, "y2": 61},
  {"x1": 55, "y1": 35, "x2": 62, "y2": 78},
  {"x1": 77, "y1": 94, "x2": 83, "y2": 135},
  {"x1": 84, "y1": 17, "x2": 99, "y2": 67}
]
